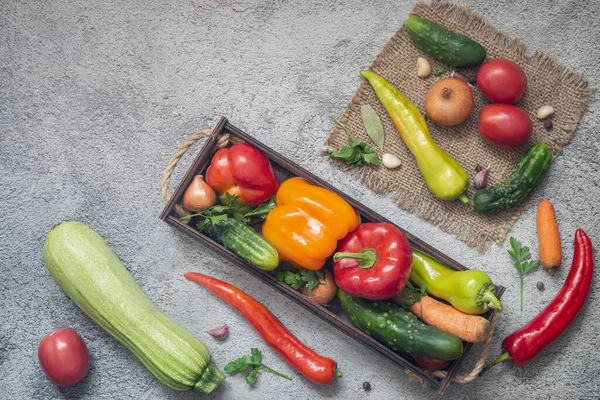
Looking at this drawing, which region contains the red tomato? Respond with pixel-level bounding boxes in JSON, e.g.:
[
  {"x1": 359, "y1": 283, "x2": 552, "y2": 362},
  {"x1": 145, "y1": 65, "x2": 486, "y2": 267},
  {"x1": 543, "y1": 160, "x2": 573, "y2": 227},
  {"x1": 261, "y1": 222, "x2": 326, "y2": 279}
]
[
  {"x1": 38, "y1": 328, "x2": 90, "y2": 387},
  {"x1": 478, "y1": 104, "x2": 532, "y2": 148},
  {"x1": 476, "y1": 58, "x2": 527, "y2": 103},
  {"x1": 205, "y1": 143, "x2": 278, "y2": 206},
  {"x1": 414, "y1": 356, "x2": 450, "y2": 370}
]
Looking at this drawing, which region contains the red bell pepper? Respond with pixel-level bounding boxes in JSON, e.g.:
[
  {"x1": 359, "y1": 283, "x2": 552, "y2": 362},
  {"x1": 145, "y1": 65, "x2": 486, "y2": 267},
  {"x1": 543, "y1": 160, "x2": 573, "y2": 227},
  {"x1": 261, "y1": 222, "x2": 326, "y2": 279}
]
[
  {"x1": 333, "y1": 222, "x2": 412, "y2": 301},
  {"x1": 205, "y1": 143, "x2": 278, "y2": 206},
  {"x1": 482, "y1": 228, "x2": 594, "y2": 374}
]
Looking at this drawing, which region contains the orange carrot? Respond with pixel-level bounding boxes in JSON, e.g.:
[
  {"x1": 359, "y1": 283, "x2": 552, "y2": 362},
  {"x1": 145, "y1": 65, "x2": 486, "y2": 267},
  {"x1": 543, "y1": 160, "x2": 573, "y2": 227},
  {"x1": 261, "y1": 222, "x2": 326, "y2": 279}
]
[
  {"x1": 406, "y1": 296, "x2": 490, "y2": 343},
  {"x1": 536, "y1": 200, "x2": 562, "y2": 268}
]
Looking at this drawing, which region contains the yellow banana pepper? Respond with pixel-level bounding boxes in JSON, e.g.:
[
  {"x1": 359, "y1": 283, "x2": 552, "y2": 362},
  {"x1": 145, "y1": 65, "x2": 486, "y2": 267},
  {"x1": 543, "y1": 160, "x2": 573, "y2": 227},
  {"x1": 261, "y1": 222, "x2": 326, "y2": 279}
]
[
  {"x1": 262, "y1": 177, "x2": 360, "y2": 270},
  {"x1": 360, "y1": 70, "x2": 469, "y2": 202}
]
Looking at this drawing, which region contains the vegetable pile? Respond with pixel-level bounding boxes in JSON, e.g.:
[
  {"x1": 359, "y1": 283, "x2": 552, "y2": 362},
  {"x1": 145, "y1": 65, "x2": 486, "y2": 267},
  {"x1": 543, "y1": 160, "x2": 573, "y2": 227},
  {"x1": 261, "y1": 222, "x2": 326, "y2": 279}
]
[
  {"x1": 175, "y1": 143, "x2": 504, "y2": 378},
  {"x1": 37, "y1": 10, "x2": 593, "y2": 397}
]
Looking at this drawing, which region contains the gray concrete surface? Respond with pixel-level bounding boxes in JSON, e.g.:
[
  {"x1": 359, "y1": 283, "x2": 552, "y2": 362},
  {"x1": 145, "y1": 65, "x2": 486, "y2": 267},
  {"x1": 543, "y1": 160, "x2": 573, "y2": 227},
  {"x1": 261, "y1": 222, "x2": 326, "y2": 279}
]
[{"x1": 1, "y1": 0, "x2": 599, "y2": 399}]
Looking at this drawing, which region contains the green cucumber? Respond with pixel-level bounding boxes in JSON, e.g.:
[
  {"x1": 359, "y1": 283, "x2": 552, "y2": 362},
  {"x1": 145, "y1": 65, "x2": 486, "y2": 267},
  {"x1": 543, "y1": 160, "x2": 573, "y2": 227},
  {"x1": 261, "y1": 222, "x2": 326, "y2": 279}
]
[
  {"x1": 473, "y1": 143, "x2": 552, "y2": 214},
  {"x1": 43, "y1": 222, "x2": 224, "y2": 394},
  {"x1": 405, "y1": 15, "x2": 486, "y2": 68},
  {"x1": 338, "y1": 290, "x2": 463, "y2": 360},
  {"x1": 212, "y1": 219, "x2": 279, "y2": 270}
]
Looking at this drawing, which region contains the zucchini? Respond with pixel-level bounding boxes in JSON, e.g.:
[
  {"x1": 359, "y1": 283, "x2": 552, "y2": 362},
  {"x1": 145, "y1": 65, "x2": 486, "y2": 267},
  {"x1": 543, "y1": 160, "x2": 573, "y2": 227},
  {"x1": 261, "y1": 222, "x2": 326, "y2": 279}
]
[
  {"x1": 43, "y1": 222, "x2": 225, "y2": 394},
  {"x1": 473, "y1": 143, "x2": 552, "y2": 214},
  {"x1": 338, "y1": 289, "x2": 463, "y2": 360},
  {"x1": 405, "y1": 15, "x2": 486, "y2": 68},
  {"x1": 209, "y1": 219, "x2": 279, "y2": 270}
]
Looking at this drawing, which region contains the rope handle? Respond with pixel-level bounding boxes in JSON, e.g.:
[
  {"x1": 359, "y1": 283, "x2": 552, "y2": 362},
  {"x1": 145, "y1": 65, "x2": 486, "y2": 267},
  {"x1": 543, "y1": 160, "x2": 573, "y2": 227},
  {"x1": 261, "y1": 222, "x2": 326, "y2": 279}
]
[
  {"x1": 405, "y1": 311, "x2": 500, "y2": 386},
  {"x1": 162, "y1": 129, "x2": 499, "y2": 386},
  {"x1": 160, "y1": 129, "x2": 231, "y2": 217}
]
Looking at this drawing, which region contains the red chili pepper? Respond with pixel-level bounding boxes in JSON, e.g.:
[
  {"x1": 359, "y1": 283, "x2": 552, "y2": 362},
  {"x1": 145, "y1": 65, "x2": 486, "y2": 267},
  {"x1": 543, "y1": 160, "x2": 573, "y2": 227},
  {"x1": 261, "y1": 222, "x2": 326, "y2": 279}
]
[
  {"x1": 184, "y1": 272, "x2": 339, "y2": 385},
  {"x1": 333, "y1": 222, "x2": 412, "y2": 300},
  {"x1": 482, "y1": 228, "x2": 593, "y2": 374}
]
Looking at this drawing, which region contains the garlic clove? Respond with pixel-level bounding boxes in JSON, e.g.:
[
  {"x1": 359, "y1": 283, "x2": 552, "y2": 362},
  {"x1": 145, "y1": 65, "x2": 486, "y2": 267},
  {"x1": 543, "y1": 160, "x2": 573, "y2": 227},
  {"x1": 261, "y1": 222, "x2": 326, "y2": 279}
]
[
  {"x1": 382, "y1": 153, "x2": 402, "y2": 169},
  {"x1": 417, "y1": 57, "x2": 431, "y2": 78},
  {"x1": 206, "y1": 324, "x2": 229, "y2": 340},
  {"x1": 474, "y1": 168, "x2": 489, "y2": 190},
  {"x1": 537, "y1": 105, "x2": 555, "y2": 120}
]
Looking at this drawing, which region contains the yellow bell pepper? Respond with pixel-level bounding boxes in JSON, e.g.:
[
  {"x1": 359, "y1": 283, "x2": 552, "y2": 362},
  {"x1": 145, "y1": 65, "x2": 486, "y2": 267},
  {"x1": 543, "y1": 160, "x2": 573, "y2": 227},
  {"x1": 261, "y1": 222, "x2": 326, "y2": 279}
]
[{"x1": 262, "y1": 177, "x2": 360, "y2": 270}]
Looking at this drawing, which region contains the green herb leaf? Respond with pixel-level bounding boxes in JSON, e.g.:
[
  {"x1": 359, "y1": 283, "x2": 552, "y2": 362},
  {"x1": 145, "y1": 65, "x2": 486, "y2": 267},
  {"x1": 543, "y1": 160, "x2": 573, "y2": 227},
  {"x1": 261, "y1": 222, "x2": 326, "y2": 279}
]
[
  {"x1": 395, "y1": 281, "x2": 426, "y2": 309},
  {"x1": 432, "y1": 67, "x2": 446, "y2": 76},
  {"x1": 508, "y1": 237, "x2": 540, "y2": 311},
  {"x1": 328, "y1": 146, "x2": 355, "y2": 160},
  {"x1": 225, "y1": 348, "x2": 292, "y2": 385},
  {"x1": 329, "y1": 116, "x2": 381, "y2": 167},
  {"x1": 250, "y1": 348, "x2": 262, "y2": 364},
  {"x1": 362, "y1": 151, "x2": 381, "y2": 166},
  {"x1": 520, "y1": 259, "x2": 540, "y2": 275},
  {"x1": 360, "y1": 104, "x2": 385, "y2": 149},
  {"x1": 276, "y1": 266, "x2": 325, "y2": 291},
  {"x1": 246, "y1": 366, "x2": 260, "y2": 385}
]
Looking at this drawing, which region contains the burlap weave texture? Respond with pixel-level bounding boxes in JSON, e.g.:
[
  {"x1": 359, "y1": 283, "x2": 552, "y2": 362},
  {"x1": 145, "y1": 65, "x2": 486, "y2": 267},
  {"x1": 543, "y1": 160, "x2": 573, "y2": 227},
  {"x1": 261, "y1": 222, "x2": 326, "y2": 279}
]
[{"x1": 325, "y1": 0, "x2": 594, "y2": 250}]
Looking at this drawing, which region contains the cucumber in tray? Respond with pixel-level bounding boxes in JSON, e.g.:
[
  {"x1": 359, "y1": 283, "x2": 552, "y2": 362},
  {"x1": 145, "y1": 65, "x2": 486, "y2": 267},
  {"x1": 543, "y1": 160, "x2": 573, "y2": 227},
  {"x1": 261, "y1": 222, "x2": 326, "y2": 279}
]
[
  {"x1": 338, "y1": 289, "x2": 464, "y2": 361},
  {"x1": 209, "y1": 218, "x2": 279, "y2": 271},
  {"x1": 405, "y1": 15, "x2": 486, "y2": 68}
]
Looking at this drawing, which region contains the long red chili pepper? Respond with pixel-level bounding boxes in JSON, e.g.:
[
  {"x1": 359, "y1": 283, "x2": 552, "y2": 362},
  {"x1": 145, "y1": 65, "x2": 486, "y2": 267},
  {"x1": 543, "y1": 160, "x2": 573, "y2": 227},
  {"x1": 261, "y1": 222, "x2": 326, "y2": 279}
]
[
  {"x1": 482, "y1": 228, "x2": 593, "y2": 374},
  {"x1": 184, "y1": 272, "x2": 339, "y2": 385}
]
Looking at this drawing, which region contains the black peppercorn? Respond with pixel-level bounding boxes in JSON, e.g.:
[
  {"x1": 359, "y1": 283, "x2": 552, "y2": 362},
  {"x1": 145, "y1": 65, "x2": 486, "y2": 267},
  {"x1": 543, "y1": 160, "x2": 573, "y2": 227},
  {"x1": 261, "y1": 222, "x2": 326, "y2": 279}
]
[{"x1": 363, "y1": 381, "x2": 371, "y2": 391}]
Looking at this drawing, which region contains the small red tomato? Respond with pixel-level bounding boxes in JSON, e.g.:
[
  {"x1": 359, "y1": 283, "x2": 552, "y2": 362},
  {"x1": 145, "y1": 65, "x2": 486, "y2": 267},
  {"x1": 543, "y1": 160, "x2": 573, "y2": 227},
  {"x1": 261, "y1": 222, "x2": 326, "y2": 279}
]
[
  {"x1": 38, "y1": 328, "x2": 90, "y2": 387},
  {"x1": 478, "y1": 104, "x2": 532, "y2": 148},
  {"x1": 414, "y1": 356, "x2": 450, "y2": 370},
  {"x1": 205, "y1": 143, "x2": 278, "y2": 206},
  {"x1": 476, "y1": 58, "x2": 527, "y2": 103}
]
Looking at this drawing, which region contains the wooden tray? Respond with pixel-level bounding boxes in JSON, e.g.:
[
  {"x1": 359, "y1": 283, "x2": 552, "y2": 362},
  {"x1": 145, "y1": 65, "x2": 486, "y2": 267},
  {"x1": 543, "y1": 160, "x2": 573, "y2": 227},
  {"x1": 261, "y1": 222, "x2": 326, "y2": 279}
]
[{"x1": 160, "y1": 117, "x2": 504, "y2": 394}]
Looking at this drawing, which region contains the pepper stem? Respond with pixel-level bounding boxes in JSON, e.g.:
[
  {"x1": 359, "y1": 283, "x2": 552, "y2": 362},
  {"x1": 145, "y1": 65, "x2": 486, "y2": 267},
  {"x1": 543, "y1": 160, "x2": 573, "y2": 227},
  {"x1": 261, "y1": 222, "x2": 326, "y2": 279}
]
[
  {"x1": 457, "y1": 193, "x2": 470, "y2": 204},
  {"x1": 333, "y1": 249, "x2": 377, "y2": 269},
  {"x1": 482, "y1": 287, "x2": 503, "y2": 312},
  {"x1": 480, "y1": 351, "x2": 512, "y2": 376}
]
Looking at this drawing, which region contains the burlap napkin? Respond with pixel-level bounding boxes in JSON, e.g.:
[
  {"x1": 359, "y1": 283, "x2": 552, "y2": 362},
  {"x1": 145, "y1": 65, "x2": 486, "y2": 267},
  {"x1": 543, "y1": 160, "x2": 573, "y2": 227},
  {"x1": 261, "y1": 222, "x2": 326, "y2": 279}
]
[{"x1": 325, "y1": 0, "x2": 594, "y2": 251}]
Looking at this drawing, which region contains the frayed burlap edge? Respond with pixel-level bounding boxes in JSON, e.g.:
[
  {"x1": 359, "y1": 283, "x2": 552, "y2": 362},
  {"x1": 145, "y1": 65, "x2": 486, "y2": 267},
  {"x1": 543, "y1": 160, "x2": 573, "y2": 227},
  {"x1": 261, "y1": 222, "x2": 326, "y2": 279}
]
[{"x1": 324, "y1": 0, "x2": 595, "y2": 251}]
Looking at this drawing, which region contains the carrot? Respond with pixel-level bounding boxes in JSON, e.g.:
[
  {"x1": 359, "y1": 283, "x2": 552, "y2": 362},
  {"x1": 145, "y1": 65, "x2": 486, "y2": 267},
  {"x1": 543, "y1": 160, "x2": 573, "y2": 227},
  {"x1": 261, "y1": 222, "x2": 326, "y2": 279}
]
[
  {"x1": 536, "y1": 200, "x2": 562, "y2": 268},
  {"x1": 407, "y1": 296, "x2": 490, "y2": 343}
]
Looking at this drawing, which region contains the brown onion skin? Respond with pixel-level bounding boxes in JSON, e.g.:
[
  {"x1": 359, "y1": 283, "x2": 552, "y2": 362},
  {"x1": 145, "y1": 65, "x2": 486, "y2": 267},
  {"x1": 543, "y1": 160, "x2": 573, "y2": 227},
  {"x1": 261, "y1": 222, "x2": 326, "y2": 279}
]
[
  {"x1": 300, "y1": 269, "x2": 337, "y2": 305},
  {"x1": 182, "y1": 175, "x2": 217, "y2": 212},
  {"x1": 425, "y1": 78, "x2": 473, "y2": 126}
]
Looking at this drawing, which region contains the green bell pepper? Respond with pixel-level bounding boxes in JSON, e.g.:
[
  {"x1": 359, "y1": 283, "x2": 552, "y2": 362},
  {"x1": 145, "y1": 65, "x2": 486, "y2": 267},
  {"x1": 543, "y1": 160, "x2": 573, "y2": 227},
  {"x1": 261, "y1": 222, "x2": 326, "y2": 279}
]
[{"x1": 410, "y1": 249, "x2": 502, "y2": 314}]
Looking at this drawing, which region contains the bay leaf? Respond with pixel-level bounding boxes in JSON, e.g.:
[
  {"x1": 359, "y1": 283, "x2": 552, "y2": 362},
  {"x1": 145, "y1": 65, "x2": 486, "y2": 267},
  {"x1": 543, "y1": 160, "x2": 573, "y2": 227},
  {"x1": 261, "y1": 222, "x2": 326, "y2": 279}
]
[{"x1": 360, "y1": 104, "x2": 384, "y2": 149}]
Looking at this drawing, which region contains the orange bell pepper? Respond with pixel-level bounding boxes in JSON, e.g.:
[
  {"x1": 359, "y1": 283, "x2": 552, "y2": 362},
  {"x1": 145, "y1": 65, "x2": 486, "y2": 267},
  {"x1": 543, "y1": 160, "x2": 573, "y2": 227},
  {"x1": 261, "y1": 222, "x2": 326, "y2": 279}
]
[{"x1": 262, "y1": 177, "x2": 360, "y2": 270}]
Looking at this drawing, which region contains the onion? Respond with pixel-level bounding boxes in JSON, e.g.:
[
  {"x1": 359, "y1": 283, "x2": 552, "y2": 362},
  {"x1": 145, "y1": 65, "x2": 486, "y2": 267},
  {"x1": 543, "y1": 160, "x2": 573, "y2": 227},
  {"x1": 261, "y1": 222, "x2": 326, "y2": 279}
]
[
  {"x1": 300, "y1": 269, "x2": 337, "y2": 305},
  {"x1": 182, "y1": 175, "x2": 217, "y2": 212},
  {"x1": 424, "y1": 78, "x2": 474, "y2": 126}
]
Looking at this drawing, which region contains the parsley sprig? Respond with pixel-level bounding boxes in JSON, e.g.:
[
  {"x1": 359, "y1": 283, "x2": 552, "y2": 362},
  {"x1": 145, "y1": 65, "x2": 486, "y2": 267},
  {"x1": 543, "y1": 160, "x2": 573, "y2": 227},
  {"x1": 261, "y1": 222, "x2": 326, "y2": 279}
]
[
  {"x1": 508, "y1": 237, "x2": 540, "y2": 311},
  {"x1": 328, "y1": 116, "x2": 380, "y2": 166},
  {"x1": 181, "y1": 193, "x2": 276, "y2": 233},
  {"x1": 224, "y1": 348, "x2": 292, "y2": 385},
  {"x1": 276, "y1": 266, "x2": 325, "y2": 291},
  {"x1": 394, "y1": 281, "x2": 427, "y2": 310}
]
